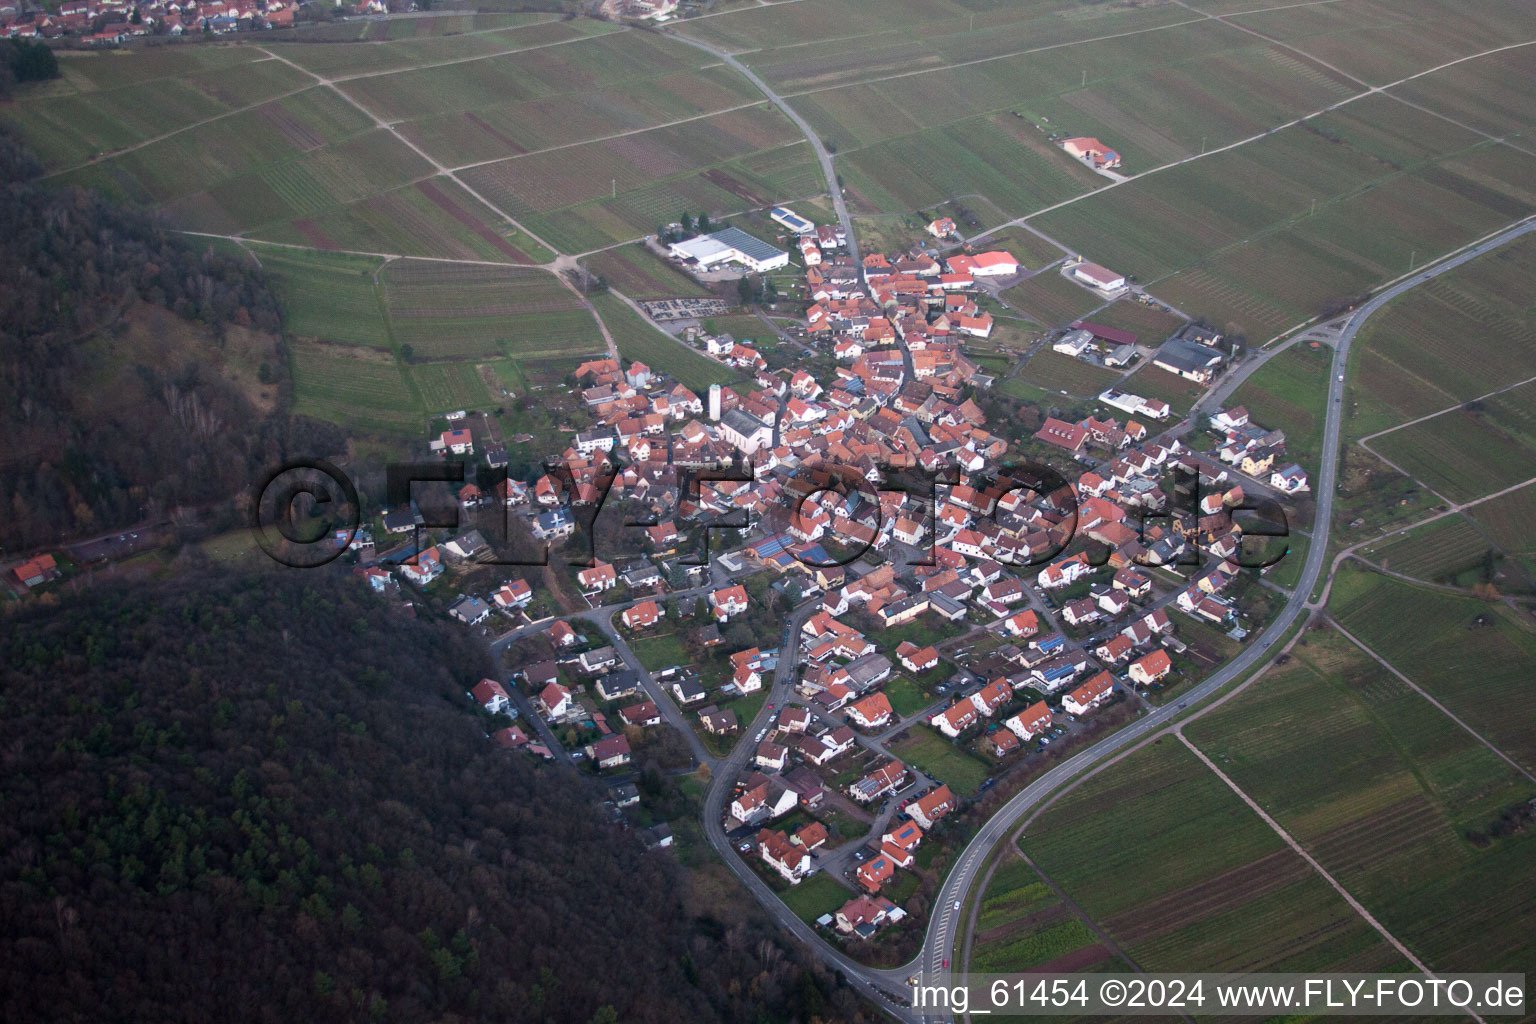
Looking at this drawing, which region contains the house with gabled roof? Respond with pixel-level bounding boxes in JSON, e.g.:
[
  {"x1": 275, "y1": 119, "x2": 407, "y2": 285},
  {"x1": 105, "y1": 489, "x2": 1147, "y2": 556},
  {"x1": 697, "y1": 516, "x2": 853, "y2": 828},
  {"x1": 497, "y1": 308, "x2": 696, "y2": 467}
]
[
  {"x1": 538, "y1": 682, "x2": 573, "y2": 719},
  {"x1": 847, "y1": 692, "x2": 894, "y2": 729},
  {"x1": 849, "y1": 760, "x2": 908, "y2": 803},
  {"x1": 856, "y1": 854, "x2": 896, "y2": 893},
  {"x1": 621, "y1": 600, "x2": 662, "y2": 630},
  {"x1": 1005, "y1": 701, "x2": 1052, "y2": 742},
  {"x1": 757, "y1": 828, "x2": 812, "y2": 883},
  {"x1": 934, "y1": 699, "x2": 979, "y2": 738},
  {"x1": 908, "y1": 784, "x2": 957, "y2": 830},
  {"x1": 470, "y1": 679, "x2": 512, "y2": 715},
  {"x1": 587, "y1": 733, "x2": 632, "y2": 770},
  {"x1": 1129, "y1": 649, "x2": 1172, "y2": 686},
  {"x1": 1063, "y1": 672, "x2": 1115, "y2": 715}
]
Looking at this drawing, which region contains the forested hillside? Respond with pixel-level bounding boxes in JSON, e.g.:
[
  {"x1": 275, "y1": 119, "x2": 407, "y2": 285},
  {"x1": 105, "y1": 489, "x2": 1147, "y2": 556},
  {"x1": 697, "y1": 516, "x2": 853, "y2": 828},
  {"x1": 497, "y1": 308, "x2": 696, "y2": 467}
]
[
  {"x1": 0, "y1": 127, "x2": 313, "y2": 551},
  {"x1": 0, "y1": 572, "x2": 866, "y2": 1024}
]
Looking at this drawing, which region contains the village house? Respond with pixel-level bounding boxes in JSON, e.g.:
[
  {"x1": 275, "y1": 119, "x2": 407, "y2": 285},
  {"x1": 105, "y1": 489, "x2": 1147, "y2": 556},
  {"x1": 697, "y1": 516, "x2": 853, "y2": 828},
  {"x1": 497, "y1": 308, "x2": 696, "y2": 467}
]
[
  {"x1": 896, "y1": 641, "x2": 940, "y2": 673},
  {"x1": 835, "y1": 894, "x2": 901, "y2": 937},
  {"x1": 1129, "y1": 649, "x2": 1173, "y2": 686},
  {"x1": 1063, "y1": 673, "x2": 1114, "y2": 716},
  {"x1": 757, "y1": 829, "x2": 812, "y2": 884},
  {"x1": 847, "y1": 693, "x2": 894, "y2": 730},
  {"x1": 856, "y1": 854, "x2": 896, "y2": 893},
  {"x1": 618, "y1": 701, "x2": 661, "y2": 728},
  {"x1": 621, "y1": 600, "x2": 662, "y2": 630},
  {"x1": 470, "y1": 679, "x2": 512, "y2": 715},
  {"x1": 578, "y1": 561, "x2": 618, "y2": 593},
  {"x1": 849, "y1": 760, "x2": 908, "y2": 803},
  {"x1": 587, "y1": 734, "x2": 632, "y2": 770},
  {"x1": 538, "y1": 682, "x2": 574, "y2": 719},
  {"x1": 709, "y1": 584, "x2": 750, "y2": 622},
  {"x1": 755, "y1": 740, "x2": 789, "y2": 772},
  {"x1": 933, "y1": 699, "x2": 979, "y2": 738},
  {"x1": 1005, "y1": 701, "x2": 1053, "y2": 742},
  {"x1": 908, "y1": 784, "x2": 957, "y2": 830}
]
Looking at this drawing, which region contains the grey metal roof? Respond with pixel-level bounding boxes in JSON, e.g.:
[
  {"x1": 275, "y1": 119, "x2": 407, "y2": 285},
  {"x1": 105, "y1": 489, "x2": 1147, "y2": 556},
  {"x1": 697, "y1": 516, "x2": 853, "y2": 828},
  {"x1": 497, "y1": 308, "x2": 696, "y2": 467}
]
[{"x1": 709, "y1": 226, "x2": 786, "y2": 263}]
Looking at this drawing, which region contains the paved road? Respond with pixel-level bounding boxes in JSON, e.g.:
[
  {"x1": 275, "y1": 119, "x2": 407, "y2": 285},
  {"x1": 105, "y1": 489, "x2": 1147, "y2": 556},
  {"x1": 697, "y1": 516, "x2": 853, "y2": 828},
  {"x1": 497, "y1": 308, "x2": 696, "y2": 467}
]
[
  {"x1": 888, "y1": 217, "x2": 1536, "y2": 1011},
  {"x1": 658, "y1": 217, "x2": 1536, "y2": 1022},
  {"x1": 665, "y1": 32, "x2": 859, "y2": 272}
]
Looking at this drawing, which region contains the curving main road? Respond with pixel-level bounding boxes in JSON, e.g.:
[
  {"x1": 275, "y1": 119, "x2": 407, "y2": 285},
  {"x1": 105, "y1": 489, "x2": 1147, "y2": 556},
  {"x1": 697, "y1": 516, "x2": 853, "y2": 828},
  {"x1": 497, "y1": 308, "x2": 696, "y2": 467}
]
[{"x1": 667, "y1": 218, "x2": 1536, "y2": 1022}]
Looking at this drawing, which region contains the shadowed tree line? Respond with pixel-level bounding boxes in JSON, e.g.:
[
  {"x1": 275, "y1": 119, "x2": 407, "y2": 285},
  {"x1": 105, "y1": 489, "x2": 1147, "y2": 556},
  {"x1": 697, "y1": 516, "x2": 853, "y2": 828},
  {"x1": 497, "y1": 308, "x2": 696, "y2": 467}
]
[
  {"x1": 0, "y1": 127, "x2": 354, "y2": 551},
  {"x1": 0, "y1": 570, "x2": 874, "y2": 1024}
]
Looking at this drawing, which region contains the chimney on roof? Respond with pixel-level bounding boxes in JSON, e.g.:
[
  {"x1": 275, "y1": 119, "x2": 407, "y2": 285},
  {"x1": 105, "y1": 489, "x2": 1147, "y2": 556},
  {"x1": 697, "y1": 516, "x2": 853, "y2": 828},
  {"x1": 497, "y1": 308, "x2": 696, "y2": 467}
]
[{"x1": 708, "y1": 383, "x2": 722, "y2": 422}]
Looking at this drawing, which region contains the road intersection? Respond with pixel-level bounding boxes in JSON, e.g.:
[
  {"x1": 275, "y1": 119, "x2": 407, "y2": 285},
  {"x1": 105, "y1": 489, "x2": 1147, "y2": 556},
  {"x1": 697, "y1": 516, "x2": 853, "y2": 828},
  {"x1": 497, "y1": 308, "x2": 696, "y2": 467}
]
[{"x1": 490, "y1": 219, "x2": 1536, "y2": 1022}]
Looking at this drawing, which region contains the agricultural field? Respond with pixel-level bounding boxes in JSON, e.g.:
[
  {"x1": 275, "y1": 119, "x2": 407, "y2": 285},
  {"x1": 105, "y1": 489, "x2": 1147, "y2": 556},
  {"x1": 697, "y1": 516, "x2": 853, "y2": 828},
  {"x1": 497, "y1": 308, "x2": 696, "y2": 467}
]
[
  {"x1": 3, "y1": 49, "x2": 316, "y2": 172},
  {"x1": 1368, "y1": 381, "x2": 1536, "y2": 504},
  {"x1": 1347, "y1": 231, "x2": 1536, "y2": 434},
  {"x1": 249, "y1": 178, "x2": 553, "y2": 264},
  {"x1": 257, "y1": 248, "x2": 389, "y2": 349},
  {"x1": 1021, "y1": 739, "x2": 1406, "y2": 974},
  {"x1": 1227, "y1": 343, "x2": 1332, "y2": 472},
  {"x1": 1326, "y1": 566, "x2": 1536, "y2": 769},
  {"x1": 586, "y1": 244, "x2": 712, "y2": 300},
  {"x1": 588, "y1": 293, "x2": 740, "y2": 392},
  {"x1": 1033, "y1": 96, "x2": 1536, "y2": 341},
  {"x1": 1359, "y1": 515, "x2": 1495, "y2": 588},
  {"x1": 458, "y1": 104, "x2": 817, "y2": 255},
  {"x1": 1465, "y1": 484, "x2": 1536, "y2": 564},
  {"x1": 1001, "y1": 271, "x2": 1105, "y2": 327},
  {"x1": 1077, "y1": 297, "x2": 1184, "y2": 345},
  {"x1": 267, "y1": 18, "x2": 620, "y2": 80},
  {"x1": 1118, "y1": 364, "x2": 1204, "y2": 418},
  {"x1": 409, "y1": 361, "x2": 498, "y2": 415},
  {"x1": 1015, "y1": 350, "x2": 1122, "y2": 398},
  {"x1": 1231, "y1": 0, "x2": 1536, "y2": 86},
  {"x1": 1186, "y1": 624, "x2": 1536, "y2": 976},
  {"x1": 889, "y1": 726, "x2": 991, "y2": 798},
  {"x1": 834, "y1": 112, "x2": 1103, "y2": 222},
  {"x1": 288, "y1": 339, "x2": 420, "y2": 433},
  {"x1": 380, "y1": 261, "x2": 604, "y2": 360}
]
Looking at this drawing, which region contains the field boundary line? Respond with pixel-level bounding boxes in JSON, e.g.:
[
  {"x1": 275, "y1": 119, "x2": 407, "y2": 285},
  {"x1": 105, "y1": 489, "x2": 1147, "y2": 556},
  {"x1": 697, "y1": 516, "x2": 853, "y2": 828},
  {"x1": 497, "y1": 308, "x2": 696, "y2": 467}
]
[
  {"x1": 1315, "y1": 475, "x2": 1536, "y2": 609},
  {"x1": 253, "y1": 45, "x2": 565, "y2": 258},
  {"x1": 40, "y1": 82, "x2": 324, "y2": 180},
  {"x1": 326, "y1": 22, "x2": 633, "y2": 85},
  {"x1": 178, "y1": 230, "x2": 536, "y2": 268},
  {"x1": 1179, "y1": 0, "x2": 1536, "y2": 161},
  {"x1": 1327, "y1": 617, "x2": 1536, "y2": 784},
  {"x1": 1356, "y1": 374, "x2": 1536, "y2": 444},
  {"x1": 1175, "y1": 733, "x2": 1476, "y2": 1018},
  {"x1": 967, "y1": 39, "x2": 1536, "y2": 246},
  {"x1": 446, "y1": 99, "x2": 770, "y2": 172}
]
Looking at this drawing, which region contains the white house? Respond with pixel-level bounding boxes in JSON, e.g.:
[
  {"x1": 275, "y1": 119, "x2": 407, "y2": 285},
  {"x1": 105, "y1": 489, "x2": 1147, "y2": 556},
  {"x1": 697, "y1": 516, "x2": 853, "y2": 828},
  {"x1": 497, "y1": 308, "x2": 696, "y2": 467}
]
[{"x1": 1071, "y1": 261, "x2": 1126, "y2": 291}]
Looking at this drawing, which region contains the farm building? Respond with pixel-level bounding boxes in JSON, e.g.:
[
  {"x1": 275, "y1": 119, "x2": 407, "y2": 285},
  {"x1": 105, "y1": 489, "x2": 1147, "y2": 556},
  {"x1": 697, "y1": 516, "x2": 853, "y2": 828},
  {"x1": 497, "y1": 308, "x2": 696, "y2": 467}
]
[
  {"x1": 1071, "y1": 261, "x2": 1126, "y2": 291},
  {"x1": 1061, "y1": 137, "x2": 1122, "y2": 169},
  {"x1": 770, "y1": 206, "x2": 815, "y2": 234},
  {"x1": 1154, "y1": 338, "x2": 1225, "y2": 382},
  {"x1": 669, "y1": 227, "x2": 789, "y2": 272}
]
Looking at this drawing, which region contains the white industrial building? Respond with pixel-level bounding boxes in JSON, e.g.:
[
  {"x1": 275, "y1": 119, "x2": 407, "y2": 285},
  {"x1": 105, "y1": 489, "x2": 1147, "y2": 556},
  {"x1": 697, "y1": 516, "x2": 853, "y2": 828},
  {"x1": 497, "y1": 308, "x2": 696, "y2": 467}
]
[
  {"x1": 669, "y1": 227, "x2": 789, "y2": 272},
  {"x1": 770, "y1": 206, "x2": 815, "y2": 234},
  {"x1": 1071, "y1": 260, "x2": 1127, "y2": 291},
  {"x1": 1053, "y1": 328, "x2": 1094, "y2": 357}
]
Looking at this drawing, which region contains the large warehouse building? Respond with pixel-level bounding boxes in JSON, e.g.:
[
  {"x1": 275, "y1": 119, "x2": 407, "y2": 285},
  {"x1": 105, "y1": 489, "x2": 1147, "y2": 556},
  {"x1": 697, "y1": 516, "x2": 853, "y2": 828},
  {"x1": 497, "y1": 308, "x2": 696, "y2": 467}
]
[{"x1": 669, "y1": 227, "x2": 789, "y2": 272}]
